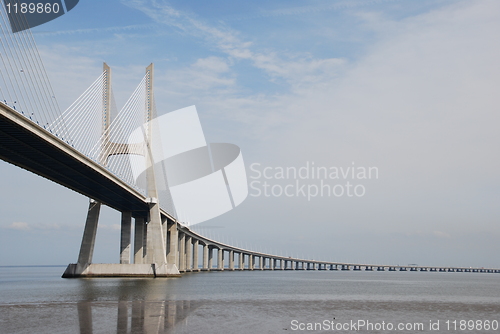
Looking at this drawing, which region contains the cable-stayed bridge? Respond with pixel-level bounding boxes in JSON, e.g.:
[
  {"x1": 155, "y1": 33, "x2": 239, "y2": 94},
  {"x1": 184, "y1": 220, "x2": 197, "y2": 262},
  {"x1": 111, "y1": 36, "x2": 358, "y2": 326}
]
[{"x1": 0, "y1": 10, "x2": 498, "y2": 277}]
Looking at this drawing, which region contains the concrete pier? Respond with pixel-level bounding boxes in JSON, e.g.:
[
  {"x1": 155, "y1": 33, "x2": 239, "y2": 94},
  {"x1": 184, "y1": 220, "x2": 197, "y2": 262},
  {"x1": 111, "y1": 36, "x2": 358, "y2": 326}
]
[
  {"x1": 192, "y1": 239, "x2": 199, "y2": 272},
  {"x1": 77, "y1": 200, "x2": 101, "y2": 264},
  {"x1": 133, "y1": 218, "x2": 145, "y2": 264},
  {"x1": 166, "y1": 220, "x2": 178, "y2": 267},
  {"x1": 202, "y1": 244, "x2": 209, "y2": 270},
  {"x1": 238, "y1": 252, "x2": 244, "y2": 270},
  {"x1": 178, "y1": 233, "x2": 186, "y2": 272},
  {"x1": 185, "y1": 235, "x2": 192, "y2": 272},
  {"x1": 229, "y1": 250, "x2": 234, "y2": 270},
  {"x1": 208, "y1": 247, "x2": 214, "y2": 270},
  {"x1": 120, "y1": 211, "x2": 132, "y2": 264},
  {"x1": 63, "y1": 263, "x2": 179, "y2": 277},
  {"x1": 217, "y1": 248, "x2": 224, "y2": 271}
]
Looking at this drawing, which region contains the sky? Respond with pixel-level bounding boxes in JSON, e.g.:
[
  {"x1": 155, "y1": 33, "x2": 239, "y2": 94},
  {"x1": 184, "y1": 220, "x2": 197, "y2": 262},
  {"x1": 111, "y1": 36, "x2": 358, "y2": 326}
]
[{"x1": 1, "y1": 0, "x2": 499, "y2": 267}]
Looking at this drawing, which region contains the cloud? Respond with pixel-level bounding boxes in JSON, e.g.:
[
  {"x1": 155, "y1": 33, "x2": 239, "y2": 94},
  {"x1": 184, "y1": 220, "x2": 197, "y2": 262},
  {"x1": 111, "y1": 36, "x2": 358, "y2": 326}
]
[
  {"x1": 5, "y1": 222, "x2": 30, "y2": 231},
  {"x1": 403, "y1": 230, "x2": 452, "y2": 239},
  {"x1": 192, "y1": 56, "x2": 230, "y2": 73},
  {"x1": 38, "y1": 45, "x2": 103, "y2": 110},
  {"x1": 98, "y1": 224, "x2": 121, "y2": 231},
  {"x1": 33, "y1": 23, "x2": 157, "y2": 36},
  {"x1": 226, "y1": 0, "x2": 404, "y2": 21},
  {"x1": 158, "y1": 56, "x2": 235, "y2": 93},
  {"x1": 433, "y1": 231, "x2": 451, "y2": 239},
  {"x1": 121, "y1": 0, "x2": 345, "y2": 88},
  {"x1": 249, "y1": 0, "x2": 500, "y2": 234},
  {"x1": 3, "y1": 222, "x2": 68, "y2": 231},
  {"x1": 37, "y1": 223, "x2": 62, "y2": 230}
]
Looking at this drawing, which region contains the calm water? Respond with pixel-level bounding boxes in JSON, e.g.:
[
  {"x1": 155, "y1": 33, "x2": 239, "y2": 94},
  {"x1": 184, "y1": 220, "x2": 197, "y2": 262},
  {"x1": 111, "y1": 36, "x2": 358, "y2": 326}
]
[{"x1": 0, "y1": 266, "x2": 499, "y2": 333}]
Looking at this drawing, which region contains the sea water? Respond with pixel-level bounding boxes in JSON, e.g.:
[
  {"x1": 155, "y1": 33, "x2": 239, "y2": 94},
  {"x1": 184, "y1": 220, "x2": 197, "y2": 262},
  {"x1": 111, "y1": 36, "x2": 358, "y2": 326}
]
[{"x1": 0, "y1": 266, "x2": 499, "y2": 333}]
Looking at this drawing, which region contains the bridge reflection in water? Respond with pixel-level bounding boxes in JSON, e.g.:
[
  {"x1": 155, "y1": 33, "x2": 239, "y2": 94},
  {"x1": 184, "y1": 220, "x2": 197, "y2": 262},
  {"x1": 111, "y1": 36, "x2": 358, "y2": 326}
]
[
  {"x1": 75, "y1": 279, "x2": 201, "y2": 334},
  {"x1": 77, "y1": 300, "x2": 199, "y2": 334}
]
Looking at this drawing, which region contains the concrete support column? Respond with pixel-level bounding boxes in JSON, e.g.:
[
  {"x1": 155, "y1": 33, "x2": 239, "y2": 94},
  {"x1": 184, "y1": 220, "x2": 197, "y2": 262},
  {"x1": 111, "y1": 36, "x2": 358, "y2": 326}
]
[
  {"x1": 142, "y1": 221, "x2": 148, "y2": 261},
  {"x1": 145, "y1": 203, "x2": 167, "y2": 265},
  {"x1": 260, "y1": 257, "x2": 265, "y2": 270},
  {"x1": 217, "y1": 248, "x2": 224, "y2": 271},
  {"x1": 161, "y1": 216, "x2": 167, "y2": 250},
  {"x1": 166, "y1": 220, "x2": 178, "y2": 268},
  {"x1": 77, "y1": 200, "x2": 101, "y2": 264},
  {"x1": 192, "y1": 240, "x2": 199, "y2": 271},
  {"x1": 185, "y1": 235, "x2": 192, "y2": 272},
  {"x1": 119, "y1": 211, "x2": 132, "y2": 264},
  {"x1": 208, "y1": 247, "x2": 213, "y2": 270},
  {"x1": 238, "y1": 252, "x2": 244, "y2": 270},
  {"x1": 202, "y1": 244, "x2": 209, "y2": 270},
  {"x1": 271, "y1": 258, "x2": 275, "y2": 270},
  {"x1": 178, "y1": 232, "x2": 185, "y2": 272},
  {"x1": 133, "y1": 217, "x2": 145, "y2": 264},
  {"x1": 229, "y1": 250, "x2": 234, "y2": 270},
  {"x1": 249, "y1": 255, "x2": 254, "y2": 270},
  {"x1": 280, "y1": 259, "x2": 284, "y2": 270}
]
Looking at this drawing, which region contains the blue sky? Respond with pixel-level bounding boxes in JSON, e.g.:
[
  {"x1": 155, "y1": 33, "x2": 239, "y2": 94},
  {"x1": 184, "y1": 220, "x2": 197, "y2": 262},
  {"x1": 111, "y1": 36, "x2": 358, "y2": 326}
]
[{"x1": 1, "y1": 0, "x2": 500, "y2": 267}]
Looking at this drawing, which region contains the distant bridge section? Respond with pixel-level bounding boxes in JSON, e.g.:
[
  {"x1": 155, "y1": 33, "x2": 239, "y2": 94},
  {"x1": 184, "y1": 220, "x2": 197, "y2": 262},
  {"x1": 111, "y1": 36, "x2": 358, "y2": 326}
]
[{"x1": 174, "y1": 225, "x2": 500, "y2": 274}]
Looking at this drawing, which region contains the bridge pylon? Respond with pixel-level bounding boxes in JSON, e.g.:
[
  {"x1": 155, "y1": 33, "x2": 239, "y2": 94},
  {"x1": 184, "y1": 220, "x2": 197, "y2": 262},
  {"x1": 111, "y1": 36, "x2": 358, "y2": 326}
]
[{"x1": 63, "y1": 63, "x2": 180, "y2": 277}]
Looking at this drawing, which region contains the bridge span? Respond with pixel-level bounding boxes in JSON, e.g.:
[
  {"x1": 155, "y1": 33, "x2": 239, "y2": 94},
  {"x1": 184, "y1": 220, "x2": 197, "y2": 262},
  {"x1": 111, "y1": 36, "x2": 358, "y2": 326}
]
[
  {"x1": 173, "y1": 225, "x2": 500, "y2": 275},
  {"x1": 63, "y1": 220, "x2": 500, "y2": 277},
  {"x1": 0, "y1": 97, "x2": 154, "y2": 218}
]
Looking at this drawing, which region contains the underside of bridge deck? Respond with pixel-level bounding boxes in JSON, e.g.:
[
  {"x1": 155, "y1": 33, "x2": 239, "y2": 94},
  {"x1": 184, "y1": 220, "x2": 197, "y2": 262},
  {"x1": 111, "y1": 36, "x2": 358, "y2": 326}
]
[{"x1": 0, "y1": 104, "x2": 150, "y2": 218}]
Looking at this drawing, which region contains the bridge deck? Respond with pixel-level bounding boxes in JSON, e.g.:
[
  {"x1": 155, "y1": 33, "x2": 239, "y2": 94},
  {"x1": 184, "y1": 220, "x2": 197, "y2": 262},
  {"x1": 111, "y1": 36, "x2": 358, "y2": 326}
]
[{"x1": 0, "y1": 103, "x2": 152, "y2": 218}]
